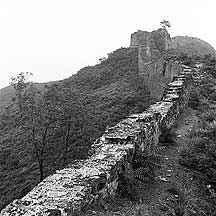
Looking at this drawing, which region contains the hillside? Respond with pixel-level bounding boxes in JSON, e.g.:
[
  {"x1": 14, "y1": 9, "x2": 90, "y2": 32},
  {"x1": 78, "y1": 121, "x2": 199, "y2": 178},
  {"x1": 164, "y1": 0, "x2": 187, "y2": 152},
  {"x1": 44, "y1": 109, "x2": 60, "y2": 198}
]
[
  {"x1": 0, "y1": 82, "x2": 52, "y2": 115},
  {"x1": 0, "y1": 47, "x2": 157, "y2": 210},
  {"x1": 172, "y1": 36, "x2": 215, "y2": 56}
]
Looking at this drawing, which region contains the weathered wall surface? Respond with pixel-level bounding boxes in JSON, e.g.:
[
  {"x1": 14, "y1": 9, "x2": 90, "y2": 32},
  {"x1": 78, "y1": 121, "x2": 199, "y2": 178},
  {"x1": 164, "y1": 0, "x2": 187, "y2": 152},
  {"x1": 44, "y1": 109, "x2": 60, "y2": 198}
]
[
  {"x1": 1, "y1": 64, "x2": 194, "y2": 216},
  {"x1": 130, "y1": 29, "x2": 172, "y2": 57},
  {"x1": 131, "y1": 29, "x2": 179, "y2": 99},
  {"x1": 141, "y1": 60, "x2": 183, "y2": 99}
]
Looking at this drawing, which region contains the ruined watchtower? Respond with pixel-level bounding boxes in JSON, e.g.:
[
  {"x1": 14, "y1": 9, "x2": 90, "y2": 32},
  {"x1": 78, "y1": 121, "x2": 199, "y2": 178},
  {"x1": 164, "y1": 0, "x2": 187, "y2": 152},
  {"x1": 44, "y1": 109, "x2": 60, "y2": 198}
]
[{"x1": 130, "y1": 29, "x2": 182, "y2": 99}]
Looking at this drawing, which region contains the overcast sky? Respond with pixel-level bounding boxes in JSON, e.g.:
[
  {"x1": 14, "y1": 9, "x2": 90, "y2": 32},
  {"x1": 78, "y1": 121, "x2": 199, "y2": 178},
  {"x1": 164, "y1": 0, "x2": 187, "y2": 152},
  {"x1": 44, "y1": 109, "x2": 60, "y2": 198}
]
[{"x1": 0, "y1": 0, "x2": 215, "y2": 89}]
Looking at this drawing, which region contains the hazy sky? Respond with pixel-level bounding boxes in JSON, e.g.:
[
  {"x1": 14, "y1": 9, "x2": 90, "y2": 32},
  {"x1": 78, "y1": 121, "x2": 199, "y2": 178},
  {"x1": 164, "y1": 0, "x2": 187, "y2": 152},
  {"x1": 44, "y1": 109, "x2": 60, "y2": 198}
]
[{"x1": 0, "y1": 0, "x2": 215, "y2": 89}]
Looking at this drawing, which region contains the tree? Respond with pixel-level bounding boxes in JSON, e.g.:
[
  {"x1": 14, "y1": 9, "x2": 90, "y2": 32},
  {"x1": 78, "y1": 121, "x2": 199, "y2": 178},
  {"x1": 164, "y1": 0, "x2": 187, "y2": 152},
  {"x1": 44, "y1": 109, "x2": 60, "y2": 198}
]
[
  {"x1": 9, "y1": 73, "x2": 89, "y2": 180},
  {"x1": 98, "y1": 57, "x2": 106, "y2": 64},
  {"x1": 21, "y1": 86, "x2": 60, "y2": 181},
  {"x1": 9, "y1": 73, "x2": 59, "y2": 181},
  {"x1": 9, "y1": 72, "x2": 32, "y2": 116},
  {"x1": 44, "y1": 84, "x2": 88, "y2": 166},
  {"x1": 160, "y1": 20, "x2": 171, "y2": 30}
]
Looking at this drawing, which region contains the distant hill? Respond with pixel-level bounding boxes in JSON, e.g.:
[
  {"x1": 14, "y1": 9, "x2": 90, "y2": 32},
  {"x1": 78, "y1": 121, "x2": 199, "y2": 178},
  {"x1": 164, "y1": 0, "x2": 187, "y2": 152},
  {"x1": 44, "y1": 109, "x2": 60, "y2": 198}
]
[{"x1": 172, "y1": 36, "x2": 215, "y2": 56}]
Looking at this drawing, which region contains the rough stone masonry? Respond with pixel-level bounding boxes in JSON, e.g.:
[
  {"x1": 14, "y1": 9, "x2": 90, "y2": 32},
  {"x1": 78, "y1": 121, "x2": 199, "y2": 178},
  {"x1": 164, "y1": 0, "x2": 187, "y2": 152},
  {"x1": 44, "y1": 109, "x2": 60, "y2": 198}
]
[
  {"x1": 130, "y1": 29, "x2": 183, "y2": 99},
  {"x1": 1, "y1": 63, "x2": 194, "y2": 216}
]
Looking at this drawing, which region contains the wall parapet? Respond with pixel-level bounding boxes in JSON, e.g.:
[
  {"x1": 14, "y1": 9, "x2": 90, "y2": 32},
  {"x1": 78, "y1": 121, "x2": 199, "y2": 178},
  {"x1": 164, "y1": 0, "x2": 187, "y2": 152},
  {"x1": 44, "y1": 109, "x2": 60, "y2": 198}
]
[{"x1": 1, "y1": 64, "x2": 194, "y2": 216}]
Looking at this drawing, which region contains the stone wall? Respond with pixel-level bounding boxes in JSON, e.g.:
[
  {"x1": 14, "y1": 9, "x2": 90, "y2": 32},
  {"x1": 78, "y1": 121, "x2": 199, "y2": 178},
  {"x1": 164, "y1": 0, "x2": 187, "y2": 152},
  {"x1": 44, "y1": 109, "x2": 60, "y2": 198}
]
[
  {"x1": 1, "y1": 64, "x2": 194, "y2": 216},
  {"x1": 140, "y1": 59, "x2": 183, "y2": 99}
]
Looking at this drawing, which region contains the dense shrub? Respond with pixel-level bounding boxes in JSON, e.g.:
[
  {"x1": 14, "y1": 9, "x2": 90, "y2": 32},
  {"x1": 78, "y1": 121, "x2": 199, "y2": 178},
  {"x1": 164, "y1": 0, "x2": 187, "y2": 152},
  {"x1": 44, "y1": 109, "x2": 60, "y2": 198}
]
[{"x1": 179, "y1": 56, "x2": 216, "y2": 214}]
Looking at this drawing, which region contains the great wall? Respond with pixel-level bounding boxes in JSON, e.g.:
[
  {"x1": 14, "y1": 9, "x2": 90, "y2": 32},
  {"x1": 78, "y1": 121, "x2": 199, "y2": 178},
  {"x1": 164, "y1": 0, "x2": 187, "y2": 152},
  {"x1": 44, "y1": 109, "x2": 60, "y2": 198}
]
[{"x1": 1, "y1": 29, "x2": 196, "y2": 215}]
